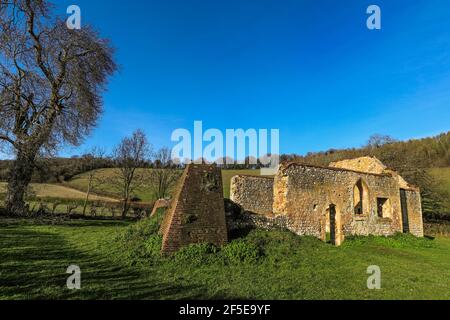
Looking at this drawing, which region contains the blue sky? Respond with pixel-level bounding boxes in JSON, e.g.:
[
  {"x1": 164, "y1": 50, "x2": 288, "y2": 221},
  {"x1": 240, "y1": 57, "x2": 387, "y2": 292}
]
[{"x1": 54, "y1": 0, "x2": 450, "y2": 157}]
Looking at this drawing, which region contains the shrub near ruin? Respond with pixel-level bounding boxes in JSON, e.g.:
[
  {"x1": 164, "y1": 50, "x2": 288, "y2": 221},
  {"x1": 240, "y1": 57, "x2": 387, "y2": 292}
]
[
  {"x1": 117, "y1": 209, "x2": 165, "y2": 265},
  {"x1": 117, "y1": 209, "x2": 437, "y2": 271},
  {"x1": 221, "y1": 241, "x2": 262, "y2": 264},
  {"x1": 174, "y1": 244, "x2": 219, "y2": 265}
]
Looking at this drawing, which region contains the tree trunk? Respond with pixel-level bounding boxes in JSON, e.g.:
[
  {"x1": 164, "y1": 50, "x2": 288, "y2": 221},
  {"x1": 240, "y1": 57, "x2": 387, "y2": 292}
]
[
  {"x1": 82, "y1": 175, "x2": 93, "y2": 216},
  {"x1": 121, "y1": 197, "x2": 129, "y2": 219},
  {"x1": 120, "y1": 175, "x2": 134, "y2": 219},
  {"x1": 5, "y1": 150, "x2": 36, "y2": 216}
]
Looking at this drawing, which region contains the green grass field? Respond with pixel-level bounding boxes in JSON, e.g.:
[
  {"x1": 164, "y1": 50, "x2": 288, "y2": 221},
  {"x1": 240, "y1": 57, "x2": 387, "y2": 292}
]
[
  {"x1": 0, "y1": 182, "x2": 115, "y2": 202},
  {"x1": 66, "y1": 168, "x2": 157, "y2": 202},
  {"x1": 0, "y1": 216, "x2": 449, "y2": 300},
  {"x1": 66, "y1": 168, "x2": 262, "y2": 200}
]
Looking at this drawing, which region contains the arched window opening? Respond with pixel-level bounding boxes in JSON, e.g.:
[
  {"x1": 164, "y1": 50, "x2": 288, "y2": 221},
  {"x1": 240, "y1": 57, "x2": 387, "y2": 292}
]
[{"x1": 353, "y1": 179, "x2": 369, "y2": 215}]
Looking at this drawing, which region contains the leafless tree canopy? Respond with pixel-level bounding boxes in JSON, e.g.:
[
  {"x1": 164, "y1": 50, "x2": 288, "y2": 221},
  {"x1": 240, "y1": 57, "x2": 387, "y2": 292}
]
[
  {"x1": 150, "y1": 147, "x2": 181, "y2": 200},
  {"x1": 367, "y1": 134, "x2": 398, "y2": 149},
  {"x1": 0, "y1": 0, "x2": 116, "y2": 215},
  {"x1": 0, "y1": 0, "x2": 116, "y2": 151},
  {"x1": 112, "y1": 129, "x2": 151, "y2": 217}
]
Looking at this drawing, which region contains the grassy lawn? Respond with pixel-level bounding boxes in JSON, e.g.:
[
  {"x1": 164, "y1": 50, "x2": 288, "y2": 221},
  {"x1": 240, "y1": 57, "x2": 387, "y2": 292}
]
[{"x1": 1, "y1": 217, "x2": 449, "y2": 300}]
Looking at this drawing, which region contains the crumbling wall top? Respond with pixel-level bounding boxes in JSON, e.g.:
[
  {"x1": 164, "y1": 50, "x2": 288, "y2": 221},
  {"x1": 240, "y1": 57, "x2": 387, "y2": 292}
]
[{"x1": 329, "y1": 156, "x2": 387, "y2": 174}]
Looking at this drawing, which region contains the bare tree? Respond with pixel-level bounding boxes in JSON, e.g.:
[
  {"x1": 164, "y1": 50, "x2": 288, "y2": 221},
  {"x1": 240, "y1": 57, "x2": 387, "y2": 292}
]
[
  {"x1": 112, "y1": 130, "x2": 150, "y2": 218},
  {"x1": 0, "y1": 0, "x2": 116, "y2": 215},
  {"x1": 150, "y1": 147, "x2": 180, "y2": 200},
  {"x1": 366, "y1": 134, "x2": 398, "y2": 149},
  {"x1": 80, "y1": 147, "x2": 106, "y2": 216}
]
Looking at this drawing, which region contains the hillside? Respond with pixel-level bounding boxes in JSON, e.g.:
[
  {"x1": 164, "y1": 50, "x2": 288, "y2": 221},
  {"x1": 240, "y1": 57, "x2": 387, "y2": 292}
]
[
  {"x1": 288, "y1": 132, "x2": 450, "y2": 169},
  {"x1": 66, "y1": 168, "x2": 262, "y2": 201},
  {"x1": 429, "y1": 167, "x2": 450, "y2": 212},
  {"x1": 0, "y1": 182, "x2": 116, "y2": 202}
]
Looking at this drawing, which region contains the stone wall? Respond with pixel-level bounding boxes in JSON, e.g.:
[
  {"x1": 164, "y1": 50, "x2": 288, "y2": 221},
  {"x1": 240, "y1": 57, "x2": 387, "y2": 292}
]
[
  {"x1": 226, "y1": 211, "x2": 290, "y2": 233},
  {"x1": 160, "y1": 164, "x2": 228, "y2": 254},
  {"x1": 230, "y1": 175, "x2": 274, "y2": 215},
  {"x1": 224, "y1": 198, "x2": 290, "y2": 236},
  {"x1": 403, "y1": 189, "x2": 424, "y2": 237},
  {"x1": 273, "y1": 163, "x2": 405, "y2": 244}
]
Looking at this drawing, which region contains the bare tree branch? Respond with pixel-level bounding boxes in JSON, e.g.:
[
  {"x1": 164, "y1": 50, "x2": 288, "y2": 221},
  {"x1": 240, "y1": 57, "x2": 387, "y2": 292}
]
[{"x1": 0, "y1": 0, "x2": 117, "y2": 215}]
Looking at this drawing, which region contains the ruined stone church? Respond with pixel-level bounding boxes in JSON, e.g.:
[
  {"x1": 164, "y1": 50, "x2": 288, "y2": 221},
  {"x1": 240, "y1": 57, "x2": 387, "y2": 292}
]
[
  {"x1": 231, "y1": 157, "x2": 424, "y2": 246},
  {"x1": 159, "y1": 157, "x2": 424, "y2": 254}
]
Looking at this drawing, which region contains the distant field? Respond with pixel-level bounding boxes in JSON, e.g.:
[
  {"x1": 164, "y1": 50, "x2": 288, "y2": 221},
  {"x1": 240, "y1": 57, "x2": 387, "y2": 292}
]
[
  {"x1": 0, "y1": 182, "x2": 116, "y2": 202},
  {"x1": 67, "y1": 168, "x2": 264, "y2": 200},
  {"x1": 66, "y1": 168, "x2": 155, "y2": 201},
  {"x1": 428, "y1": 167, "x2": 450, "y2": 210}
]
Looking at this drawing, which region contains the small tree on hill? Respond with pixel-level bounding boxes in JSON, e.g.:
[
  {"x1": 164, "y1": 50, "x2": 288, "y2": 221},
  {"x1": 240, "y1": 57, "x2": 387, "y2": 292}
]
[
  {"x1": 150, "y1": 147, "x2": 180, "y2": 200},
  {"x1": 80, "y1": 147, "x2": 106, "y2": 216},
  {"x1": 366, "y1": 134, "x2": 398, "y2": 149},
  {"x1": 112, "y1": 130, "x2": 150, "y2": 218}
]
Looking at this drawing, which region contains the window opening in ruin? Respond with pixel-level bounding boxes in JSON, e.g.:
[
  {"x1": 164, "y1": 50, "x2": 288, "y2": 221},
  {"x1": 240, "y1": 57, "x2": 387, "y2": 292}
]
[
  {"x1": 377, "y1": 197, "x2": 391, "y2": 218},
  {"x1": 353, "y1": 179, "x2": 369, "y2": 215}
]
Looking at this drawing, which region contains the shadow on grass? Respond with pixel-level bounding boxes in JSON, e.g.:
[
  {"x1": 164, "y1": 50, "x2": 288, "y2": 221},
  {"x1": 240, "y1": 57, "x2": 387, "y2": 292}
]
[
  {"x1": 0, "y1": 217, "x2": 131, "y2": 229},
  {"x1": 0, "y1": 223, "x2": 207, "y2": 300}
]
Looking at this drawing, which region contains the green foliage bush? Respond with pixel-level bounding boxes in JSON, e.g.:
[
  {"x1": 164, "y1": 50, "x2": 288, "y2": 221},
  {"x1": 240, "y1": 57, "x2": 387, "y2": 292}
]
[
  {"x1": 174, "y1": 243, "x2": 219, "y2": 265},
  {"x1": 116, "y1": 209, "x2": 165, "y2": 265},
  {"x1": 221, "y1": 240, "x2": 262, "y2": 264},
  {"x1": 117, "y1": 212, "x2": 437, "y2": 269},
  {"x1": 122, "y1": 210, "x2": 164, "y2": 240},
  {"x1": 143, "y1": 235, "x2": 163, "y2": 256},
  {"x1": 424, "y1": 221, "x2": 450, "y2": 236}
]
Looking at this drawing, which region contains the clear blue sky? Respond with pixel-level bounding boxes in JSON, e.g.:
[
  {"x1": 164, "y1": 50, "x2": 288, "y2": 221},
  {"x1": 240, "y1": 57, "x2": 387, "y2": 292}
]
[{"x1": 55, "y1": 0, "x2": 450, "y2": 156}]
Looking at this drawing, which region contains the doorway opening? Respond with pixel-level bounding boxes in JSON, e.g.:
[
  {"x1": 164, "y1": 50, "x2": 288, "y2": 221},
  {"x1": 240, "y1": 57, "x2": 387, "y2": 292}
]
[
  {"x1": 400, "y1": 189, "x2": 410, "y2": 233},
  {"x1": 326, "y1": 204, "x2": 338, "y2": 245}
]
